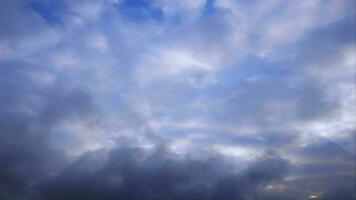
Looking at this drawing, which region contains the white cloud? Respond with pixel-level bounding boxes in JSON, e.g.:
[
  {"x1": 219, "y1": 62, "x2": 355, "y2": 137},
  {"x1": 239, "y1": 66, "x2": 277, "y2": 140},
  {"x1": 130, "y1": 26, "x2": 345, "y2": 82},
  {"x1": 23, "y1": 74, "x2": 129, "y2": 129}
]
[{"x1": 136, "y1": 47, "x2": 217, "y2": 86}]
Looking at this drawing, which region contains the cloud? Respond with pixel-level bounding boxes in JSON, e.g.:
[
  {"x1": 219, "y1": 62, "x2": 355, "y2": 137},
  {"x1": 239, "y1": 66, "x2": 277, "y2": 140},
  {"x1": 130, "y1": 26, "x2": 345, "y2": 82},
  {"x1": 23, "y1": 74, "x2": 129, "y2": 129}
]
[
  {"x1": 0, "y1": 60, "x2": 96, "y2": 199},
  {"x1": 0, "y1": 0, "x2": 355, "y2": 199},
  {"x1": 36, "y1": 146, "x2": 290, "y2": 200}
]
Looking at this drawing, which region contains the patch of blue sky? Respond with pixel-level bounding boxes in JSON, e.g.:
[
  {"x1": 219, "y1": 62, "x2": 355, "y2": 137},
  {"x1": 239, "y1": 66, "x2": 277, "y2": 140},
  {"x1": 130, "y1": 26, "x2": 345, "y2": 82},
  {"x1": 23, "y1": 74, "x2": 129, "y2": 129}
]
[
  {"x1": 115, "y1": 0, "x2": 164, "y2": 23},
  {"x1": 201, "y1": 0, "x2": 216, "y2": 17},
  {"x1": 200, "y1": 0, "x2": 231, "y2": 20},
  {"x1": 28, "y1": 0, "x2": 66, "y2": 25}
]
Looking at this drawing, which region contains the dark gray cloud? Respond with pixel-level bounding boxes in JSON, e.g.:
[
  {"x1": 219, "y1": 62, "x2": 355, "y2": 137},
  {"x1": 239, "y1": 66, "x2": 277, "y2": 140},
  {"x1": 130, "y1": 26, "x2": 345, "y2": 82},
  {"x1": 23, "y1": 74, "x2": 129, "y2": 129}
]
[
  {"x1": 0, "y1": 60, "x2": 95, "y2": 199},
  {"x1": 34, "y1": 146, "x2": 290, "y2": 200}
]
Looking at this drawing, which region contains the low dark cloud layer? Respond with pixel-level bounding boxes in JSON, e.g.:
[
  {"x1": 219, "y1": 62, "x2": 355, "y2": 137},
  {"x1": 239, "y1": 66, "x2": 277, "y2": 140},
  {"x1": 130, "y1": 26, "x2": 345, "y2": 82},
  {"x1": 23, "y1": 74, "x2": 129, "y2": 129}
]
[{"x1": 36, "y1": 146, "x2": 289, "y2": 200}]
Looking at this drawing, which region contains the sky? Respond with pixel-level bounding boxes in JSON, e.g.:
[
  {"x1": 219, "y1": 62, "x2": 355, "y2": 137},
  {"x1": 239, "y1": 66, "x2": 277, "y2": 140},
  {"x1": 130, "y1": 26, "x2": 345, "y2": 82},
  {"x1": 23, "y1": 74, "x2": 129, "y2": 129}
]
[{"x1": 0, "y1": 0, "x2": 355, "y2": 199}]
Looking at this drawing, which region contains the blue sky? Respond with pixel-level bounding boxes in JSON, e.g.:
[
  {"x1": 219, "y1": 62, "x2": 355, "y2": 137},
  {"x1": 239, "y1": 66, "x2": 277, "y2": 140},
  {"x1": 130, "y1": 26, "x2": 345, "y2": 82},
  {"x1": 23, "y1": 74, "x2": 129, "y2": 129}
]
[{"x1": 0, "y1": 0, "x2": 355, "y2": 199}]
